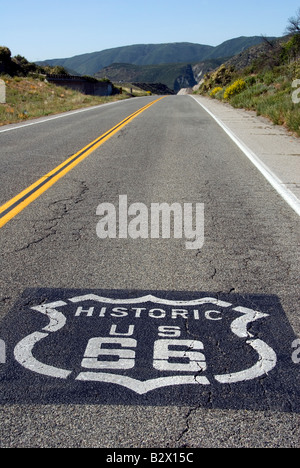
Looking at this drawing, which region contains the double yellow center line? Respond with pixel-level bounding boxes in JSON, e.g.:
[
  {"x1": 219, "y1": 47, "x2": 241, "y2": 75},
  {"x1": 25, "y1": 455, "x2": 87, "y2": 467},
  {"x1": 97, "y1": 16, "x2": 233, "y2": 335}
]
[{"x1": 0, "y1": 97, "x2": 164, "y2": 229}]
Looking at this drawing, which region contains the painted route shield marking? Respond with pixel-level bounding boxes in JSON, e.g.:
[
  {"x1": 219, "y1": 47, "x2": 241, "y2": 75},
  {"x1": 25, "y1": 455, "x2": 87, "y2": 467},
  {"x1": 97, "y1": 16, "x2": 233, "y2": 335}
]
[{"x1": 0, "y1": 289, "x2": 298, "y2": 411}]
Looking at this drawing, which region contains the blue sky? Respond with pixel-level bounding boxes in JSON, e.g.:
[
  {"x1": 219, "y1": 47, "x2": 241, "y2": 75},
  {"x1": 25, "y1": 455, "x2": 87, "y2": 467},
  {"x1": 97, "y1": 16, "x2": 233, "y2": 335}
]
[{"x1": 1, "y1": 0, "x2": 300, "y2": 61}]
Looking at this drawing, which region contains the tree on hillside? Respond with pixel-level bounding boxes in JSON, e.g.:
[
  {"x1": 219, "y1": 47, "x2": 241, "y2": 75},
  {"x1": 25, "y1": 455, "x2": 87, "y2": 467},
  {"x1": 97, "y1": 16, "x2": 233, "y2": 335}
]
[
  {"x1": 286, "y1": 8, "x2": 300, "y2": 34},
  {"x1": 13, "y1": 55, "x2": 41, "y2": 74},
  {"x1": 0, "y1": 46, "x2": 16, "y2": 75},
  {"x1": 282, "y1": 7, "x2": 300, "y2": 63},
  {"x1": 0, "y1": 46, "x2": 11, "y2": 61}
]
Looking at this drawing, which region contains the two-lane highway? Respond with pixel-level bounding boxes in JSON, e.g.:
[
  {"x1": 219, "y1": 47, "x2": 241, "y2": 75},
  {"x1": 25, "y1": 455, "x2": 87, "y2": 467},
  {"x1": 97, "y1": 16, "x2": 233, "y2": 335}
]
[{"x1": 0, "y1": 95, "x2": 299, "y2": 447}]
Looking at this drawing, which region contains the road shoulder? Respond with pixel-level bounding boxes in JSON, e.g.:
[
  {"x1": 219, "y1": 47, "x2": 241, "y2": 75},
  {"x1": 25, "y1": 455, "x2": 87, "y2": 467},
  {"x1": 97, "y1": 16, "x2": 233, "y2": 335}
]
[{"x1": 191, "y1": 95, "x2": 300, "y2": 216}]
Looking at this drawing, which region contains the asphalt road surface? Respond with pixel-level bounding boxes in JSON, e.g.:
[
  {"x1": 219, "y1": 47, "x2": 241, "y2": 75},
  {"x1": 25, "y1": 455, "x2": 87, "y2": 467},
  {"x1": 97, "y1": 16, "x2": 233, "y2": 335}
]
[{"x1": 0, "y1": 95, "x2": 299, "y2": 448}]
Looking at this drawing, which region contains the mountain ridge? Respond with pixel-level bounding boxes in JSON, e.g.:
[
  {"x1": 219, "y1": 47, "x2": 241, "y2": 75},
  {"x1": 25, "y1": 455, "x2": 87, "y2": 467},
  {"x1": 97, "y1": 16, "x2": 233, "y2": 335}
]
[{"x1": 37, "y1": 36, "x2": 276, "y2": 76}]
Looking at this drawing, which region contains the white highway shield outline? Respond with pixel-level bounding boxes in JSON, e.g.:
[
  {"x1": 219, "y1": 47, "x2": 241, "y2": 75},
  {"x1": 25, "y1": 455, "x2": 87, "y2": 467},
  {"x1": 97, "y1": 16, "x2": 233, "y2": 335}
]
[{"x1": 13, "y1": 294, "x2": 277, "y2": 393}]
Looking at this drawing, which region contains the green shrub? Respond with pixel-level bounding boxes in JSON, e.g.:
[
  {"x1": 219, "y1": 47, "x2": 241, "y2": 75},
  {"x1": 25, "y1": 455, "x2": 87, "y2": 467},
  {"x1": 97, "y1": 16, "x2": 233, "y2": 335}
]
[
  {"x1": 244, "y1": 75, "x2": 257, "y2": 86},
  {"x1": 263, "y1": 71, "x2": 276, "y2": 86},
  {"x1": 286, "y1": 107, "x2": 300, "y2": 135},
  {"x1": 230, "y1": 83, "x2": 267, "y2": 109}
]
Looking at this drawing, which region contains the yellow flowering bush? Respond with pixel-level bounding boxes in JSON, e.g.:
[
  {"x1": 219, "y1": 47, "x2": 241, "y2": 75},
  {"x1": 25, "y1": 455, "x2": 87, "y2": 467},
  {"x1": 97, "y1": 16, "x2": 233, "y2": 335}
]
[
  {"x1": 209, "y1": 87, "x2": 223, "y2": 98},
  {"x1": 224, "y1": 79, "x2": 246, "y2": 99}
]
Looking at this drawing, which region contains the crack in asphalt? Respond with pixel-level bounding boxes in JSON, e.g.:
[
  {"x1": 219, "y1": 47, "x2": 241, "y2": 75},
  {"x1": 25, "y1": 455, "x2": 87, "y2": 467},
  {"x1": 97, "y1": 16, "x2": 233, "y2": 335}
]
[{"x1": 15, "y1": 180, "x2": 89, "y2": 252}]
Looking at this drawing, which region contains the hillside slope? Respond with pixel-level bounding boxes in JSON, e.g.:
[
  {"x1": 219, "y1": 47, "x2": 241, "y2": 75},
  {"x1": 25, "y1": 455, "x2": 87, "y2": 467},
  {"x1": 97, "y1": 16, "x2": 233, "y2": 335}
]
[
  {"x1": 196, "y1": 35, "x2": 300, "y2": 136},
  {"x1": 0, "y1": 76, "x2": 130, "y2": 126}
]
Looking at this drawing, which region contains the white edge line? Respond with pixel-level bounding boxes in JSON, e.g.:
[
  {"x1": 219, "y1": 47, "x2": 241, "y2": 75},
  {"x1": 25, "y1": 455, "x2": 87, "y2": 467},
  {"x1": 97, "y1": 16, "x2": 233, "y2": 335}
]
[
  {"x1": 0, "y1": 97, "x2": 140, "y2": 134},
  {"x1": 190, "y1": 95, "x2": 300, "y2": 218}
]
